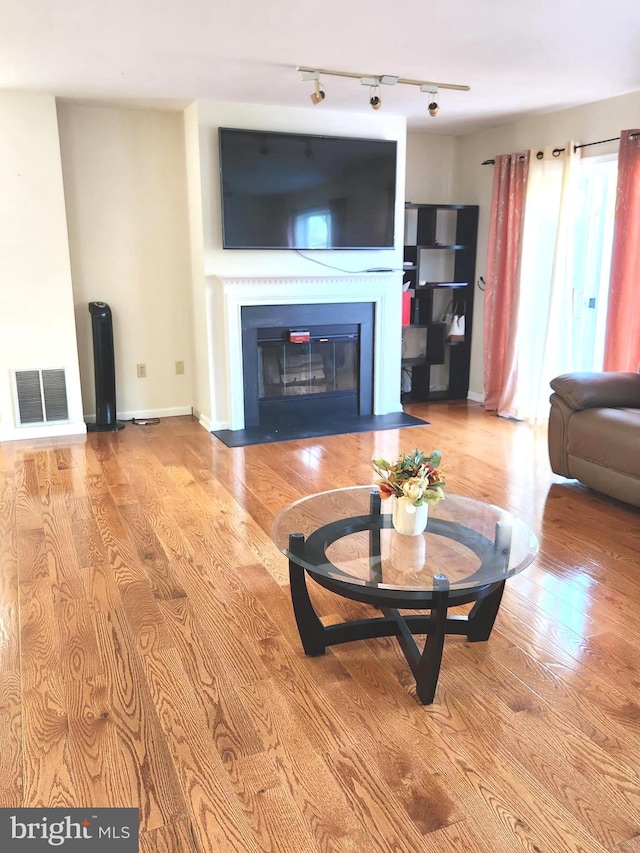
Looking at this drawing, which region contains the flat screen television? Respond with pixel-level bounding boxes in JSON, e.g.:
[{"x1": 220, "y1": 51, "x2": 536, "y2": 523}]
[{"x1": 218, "y1": 127, "x2": 397, "y2": 250}]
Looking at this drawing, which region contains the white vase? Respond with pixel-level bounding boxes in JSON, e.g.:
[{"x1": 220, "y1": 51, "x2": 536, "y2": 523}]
[{"x1": 392, "y1": 497, "x2": 428, "y2": 536}]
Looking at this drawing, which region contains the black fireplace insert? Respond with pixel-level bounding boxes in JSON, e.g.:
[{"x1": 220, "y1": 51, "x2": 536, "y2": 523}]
[{"x1": 241, "y1": 303, "x2": 374, "y2": 428}]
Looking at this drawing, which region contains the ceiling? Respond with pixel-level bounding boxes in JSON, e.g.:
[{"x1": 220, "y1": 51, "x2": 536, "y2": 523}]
[{"x1": 2, "y1": 0, "x2": 639, "y2": 134}]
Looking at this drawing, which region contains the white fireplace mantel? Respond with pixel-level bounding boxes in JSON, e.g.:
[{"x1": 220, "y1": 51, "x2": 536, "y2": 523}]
[{"x1": 206, "y1": 274, "x2": 403, "y2": 431}]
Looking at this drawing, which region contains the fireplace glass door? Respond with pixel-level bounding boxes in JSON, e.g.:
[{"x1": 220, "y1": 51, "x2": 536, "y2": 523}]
[{"x1": 259, "y1": 335, "x2": 358, "y2": 400}]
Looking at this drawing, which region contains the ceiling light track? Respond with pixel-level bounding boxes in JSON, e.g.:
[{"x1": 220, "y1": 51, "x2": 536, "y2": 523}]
[
  {"x1": 297, "y1": 66, "x2": 469, "y2": 115},
  {"x1": 297, "y1": 66, "x2": 469, "y2": 91}
]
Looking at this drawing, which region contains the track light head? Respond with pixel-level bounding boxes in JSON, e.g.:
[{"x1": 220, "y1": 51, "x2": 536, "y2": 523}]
[
  {"x1": 370, "y1": 95, "x2": 381, "y2": 110},
  {"x1": 420, "y1": 84, "x2": 440, "y2": 116},
  {"x1": 310, "y1": 79, "x2": 325, "y2": 105}
]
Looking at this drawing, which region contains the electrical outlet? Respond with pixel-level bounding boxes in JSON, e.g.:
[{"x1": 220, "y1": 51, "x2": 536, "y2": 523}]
[
  {"x1": 137, "y1": 363, "x2": 147, "y2": 378},
  {"x1": 175, "y1": 360, "x2": 185, "y2": 375}
]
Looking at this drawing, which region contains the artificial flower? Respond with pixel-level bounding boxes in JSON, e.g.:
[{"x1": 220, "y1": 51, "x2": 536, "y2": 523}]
[{"x1": 372, "y1": 449, "x2": 446, "y2": 507}]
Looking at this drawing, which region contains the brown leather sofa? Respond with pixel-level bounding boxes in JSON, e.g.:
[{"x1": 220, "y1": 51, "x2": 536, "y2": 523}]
[{"x1": 548, "y1": 372, "x2": 640, "y2": 508}]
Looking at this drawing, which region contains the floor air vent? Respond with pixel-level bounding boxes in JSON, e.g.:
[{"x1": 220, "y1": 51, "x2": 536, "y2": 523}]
[{"x1": 13, "y1": 369, "x2": 69, "y2": 426}]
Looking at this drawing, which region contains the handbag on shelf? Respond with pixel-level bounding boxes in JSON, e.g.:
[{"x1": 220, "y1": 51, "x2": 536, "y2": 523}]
[{"x1": 442, "y1": 300, "x2": 465, "y2": 342}]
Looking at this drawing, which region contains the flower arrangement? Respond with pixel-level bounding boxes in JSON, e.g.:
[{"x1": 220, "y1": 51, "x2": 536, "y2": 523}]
[{"x1": 372, "y1": 449, "x2": 446, "y2": 507}]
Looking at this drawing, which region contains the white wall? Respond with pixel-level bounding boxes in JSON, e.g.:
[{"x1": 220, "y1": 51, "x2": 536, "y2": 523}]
[
  {"x1": 57, "y1": 103, "x2": 194, "y2": 421},
  {"x1": 188, "y1": 101, "x2": 407, "y2": 428},
  {"x1": 457, "y1": 89, "x2": 640, "y2": 399},
  {"x1": 405, "y1": 133, "x2": 460, "y2": 204},
  {"x1": 0, "y1": 91, "x2": 85, "y2": 441},
  {"x1": 403, "y1": 132, "x2": 463, "y2": 392}
]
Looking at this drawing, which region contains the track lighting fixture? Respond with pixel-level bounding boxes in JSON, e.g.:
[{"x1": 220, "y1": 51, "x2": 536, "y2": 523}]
[
  {"x1": 311, "y1": 79, "x2": 325, "y2": 105},
  {"x1": 360, "y1": 77, "x2": 384, "y2": 110},
  {"x1": 300, "y1": 69, "x2": 326, "y2": 105},
  {"x1": 298, "y1": 67, "x2": 469, "y2": 115},
  {"x1": 420, "y1": 85, "x2": 439, "y2": 116}
]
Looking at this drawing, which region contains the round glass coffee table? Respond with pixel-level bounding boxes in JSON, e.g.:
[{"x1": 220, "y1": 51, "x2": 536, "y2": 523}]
[{"x1": 271, "y1": 486, "x2": 539, "y2": 704}]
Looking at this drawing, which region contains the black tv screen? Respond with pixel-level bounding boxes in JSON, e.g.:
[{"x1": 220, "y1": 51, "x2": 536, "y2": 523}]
[{"x1": 219, "y1": 128, "x2": 397, "y2": 250}]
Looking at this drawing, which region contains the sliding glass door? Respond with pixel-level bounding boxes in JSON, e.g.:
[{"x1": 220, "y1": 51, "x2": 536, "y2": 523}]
[{"x1": 570, "y1": 156, "x2": 618, "y2": 371}]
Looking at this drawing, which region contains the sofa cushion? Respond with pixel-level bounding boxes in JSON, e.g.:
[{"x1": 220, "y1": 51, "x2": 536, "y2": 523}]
[
  {"x1": 551, "y1": 372, "x2": 640, "y2": 410},
  {"x1": 568, "y1": 407, "x2": 640, "y2": 479}
]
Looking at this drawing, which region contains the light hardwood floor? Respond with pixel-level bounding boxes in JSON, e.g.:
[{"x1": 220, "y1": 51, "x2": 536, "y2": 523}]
[{"x1": 1, "y1": 401, "x2": 640, "y2": 851}]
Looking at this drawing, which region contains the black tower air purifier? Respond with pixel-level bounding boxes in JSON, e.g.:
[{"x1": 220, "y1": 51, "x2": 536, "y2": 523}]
[{"x1": 87, "y1": 301, "x2": 125, "y2": 432}]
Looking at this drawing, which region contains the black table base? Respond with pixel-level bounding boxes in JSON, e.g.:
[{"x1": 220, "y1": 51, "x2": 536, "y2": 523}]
[{"x1": 287, "y1": 492, "x2": 510, "y2": 705}]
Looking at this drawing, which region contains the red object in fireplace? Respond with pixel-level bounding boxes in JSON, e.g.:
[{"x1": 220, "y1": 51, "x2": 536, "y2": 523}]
[
  {"x1": 402, "y1": 291, "x2": 413, "y2": 326},
  {"x1": 289, "y1": 330, "x2": 311, "y2": 343}
]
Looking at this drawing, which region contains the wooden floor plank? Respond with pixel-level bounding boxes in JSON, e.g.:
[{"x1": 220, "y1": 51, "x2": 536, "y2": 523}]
[
  {"x1": 157, "y1": 594, "x2": 265, "y2": 766},
  {"x1": 139, "y1": 647, "x2": 261, "y2": 852},
  {"x1": 91, "y1": 607, "x2": 188, "y2": 831},
  {"x1": 475, "y1": 632, "x2": 640, "y2": 764},
  {"x1": 0, "y1": 670, "x2": 22, "y2": 807},
  {"x1": 236, "y1": 677, "x2": 395, "y2": 852},
  {"x1": 502, "y1": 707, "x2": 640, "y2": 847},
  {"x1": 439, "y1": 728, "x2": 610, "y2": 853},
  {"x1": 139, "y1": 818, "x2": 199, "y2": 853}
]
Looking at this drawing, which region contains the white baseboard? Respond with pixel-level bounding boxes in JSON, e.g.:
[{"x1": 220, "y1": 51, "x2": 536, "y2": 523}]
[
  {"x1": 467, "y1": 391, "x2": 484, "y2": 404},
  {"x1": 85, "y1": 406, "x2": 194, "y2": 424},
  {"x1": 0, "y1": 421, "x2": 87, "y2": 443}
]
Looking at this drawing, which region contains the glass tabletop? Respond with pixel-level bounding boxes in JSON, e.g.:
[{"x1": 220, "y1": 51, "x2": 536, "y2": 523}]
[{"x1": 271, "y1": 486, "x2": 539, "y2": 593}]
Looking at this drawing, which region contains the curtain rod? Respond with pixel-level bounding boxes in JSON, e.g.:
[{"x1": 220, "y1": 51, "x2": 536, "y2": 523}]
[{"x1": 481, "y1": 131, "x2": 639, "y2": 165}]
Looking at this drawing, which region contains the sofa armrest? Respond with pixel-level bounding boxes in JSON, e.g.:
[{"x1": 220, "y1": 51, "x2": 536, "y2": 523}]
[
  {"x1": 548, "y1": 394, "x2": 573, "y2": 476},
  {"x1": 550, "y1": 372, "x2": 640, "y2": 411}
]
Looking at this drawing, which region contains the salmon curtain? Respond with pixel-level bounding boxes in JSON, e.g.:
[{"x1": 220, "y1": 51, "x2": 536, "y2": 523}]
[
  {"x1": 500, "y1": 143, "x2": 581, "y2": 421},
  {"x1": 603, "y1": 130, "x2": 640, "y2": 371},
  {"x1": 483, "y1": 152, "x2": 530, "y2": 411}
]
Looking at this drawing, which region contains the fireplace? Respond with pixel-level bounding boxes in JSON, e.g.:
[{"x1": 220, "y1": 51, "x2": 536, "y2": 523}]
[
  {"x1": 206, "y1": 274, "x2": 401, "y2": 434},
  {"x1": 241, "y1": 303, "x2": 374, "y2": 428}
]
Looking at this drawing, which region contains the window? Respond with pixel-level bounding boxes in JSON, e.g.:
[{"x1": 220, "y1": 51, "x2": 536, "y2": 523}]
[
  {"x1": 570, "y1": 156, "x2": 618, "y2": 371},
  {"x1": 294, "y1": 210, "x2": 331, "y2": 249}
]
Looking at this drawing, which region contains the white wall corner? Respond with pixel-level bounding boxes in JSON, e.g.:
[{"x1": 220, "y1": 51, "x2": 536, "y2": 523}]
[{"x1": 195, "y1": 411, "x2": 219, "y2": 432}]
